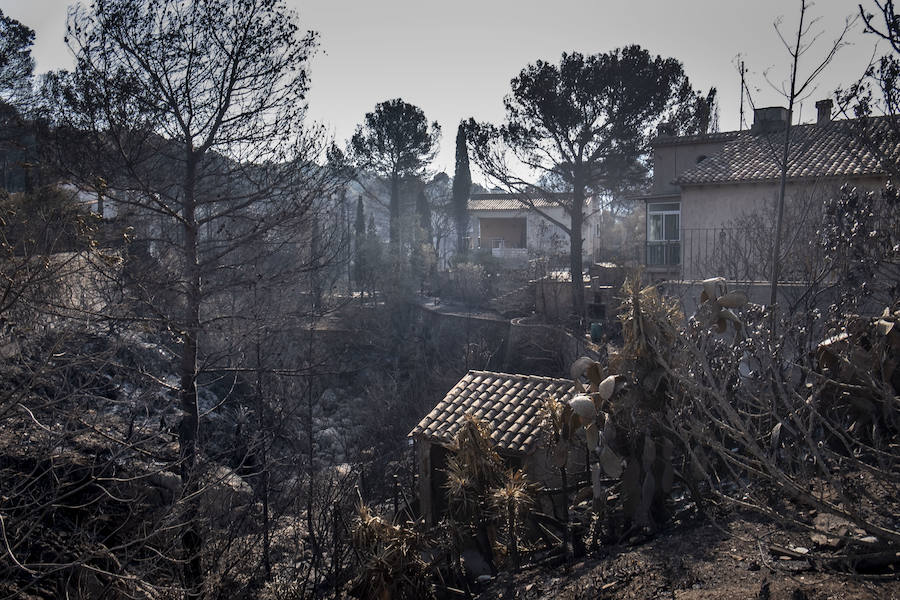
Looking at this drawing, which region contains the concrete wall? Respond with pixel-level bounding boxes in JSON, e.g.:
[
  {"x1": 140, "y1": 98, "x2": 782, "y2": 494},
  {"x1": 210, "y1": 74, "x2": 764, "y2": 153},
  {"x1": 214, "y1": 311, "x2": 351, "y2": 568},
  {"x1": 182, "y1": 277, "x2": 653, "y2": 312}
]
[
  {"x1": 681, "y1": 177, "x2": 887, "y2": 230},
  {"x1": 659, "y1": 280, "x2": 830, "y2": 318},
  {"x1": 416, "y1": 302, "x2": 510, "y2": 371},
  {"x1": 505, "y1": 317, "x2": 585, "y2": 376},
  {"x1": 652, "y1": 139, "x2": 734, "y2": 195},
  {"x1": 417, "y1": 438, "x2": 586, "y2": 525},
  {"x1": 523, "y1": 442, "x2": 589, "y2": 521},
  {"x1": 413, "y1": 301, "x2": 586, "y2": 376},
  {"x1": 677, "y1": 176, "x2": 888, "y2": 280}
]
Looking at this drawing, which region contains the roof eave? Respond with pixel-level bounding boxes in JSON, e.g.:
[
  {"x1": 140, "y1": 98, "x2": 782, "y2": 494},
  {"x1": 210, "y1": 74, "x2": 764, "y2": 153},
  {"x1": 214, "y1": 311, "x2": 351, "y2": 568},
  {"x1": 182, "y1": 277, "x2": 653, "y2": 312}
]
[
  {"x1": 676, "y1": 173, "x2": 890, "y2": 187},
  {"x1": 412, "y1": 432, "x2": 540, "y2": 457}
]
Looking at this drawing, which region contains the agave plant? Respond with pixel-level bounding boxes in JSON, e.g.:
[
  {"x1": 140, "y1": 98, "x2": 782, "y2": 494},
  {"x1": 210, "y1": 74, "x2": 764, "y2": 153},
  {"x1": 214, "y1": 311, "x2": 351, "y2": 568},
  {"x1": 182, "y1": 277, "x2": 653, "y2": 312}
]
[
  {"x1": 442, "y1": 415, "x2": 507, "y2": 573},
  {"x1": 444, "y1": 415, "x2": 505, "y2": 521},
  {"x1": 489, "y1": 469, "x2": 533, "y2": 569},
  {"x1": 350, "y1": 504, "x2": 435, "y2": 600}
]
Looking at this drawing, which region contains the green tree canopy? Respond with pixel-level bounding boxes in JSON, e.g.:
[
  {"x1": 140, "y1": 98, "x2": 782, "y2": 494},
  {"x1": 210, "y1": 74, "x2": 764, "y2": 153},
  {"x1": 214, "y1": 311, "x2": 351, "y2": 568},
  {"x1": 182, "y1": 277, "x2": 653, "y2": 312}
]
[
  {"x1": 467, "y1": 46, "x2": 707, "y2": 319},
  {"x1": 350, "y1": 98, "x2": 440, "y2": 245}
]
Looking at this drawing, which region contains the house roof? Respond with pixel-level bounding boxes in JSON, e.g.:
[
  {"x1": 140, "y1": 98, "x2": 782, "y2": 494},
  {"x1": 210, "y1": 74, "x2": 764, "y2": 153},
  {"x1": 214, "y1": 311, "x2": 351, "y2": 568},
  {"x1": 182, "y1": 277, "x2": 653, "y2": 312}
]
[
  {"x1": 468, "y1": 193, "x2": 562, "y2": 212},
  {"x1": 674, "y1": 117, "x2": 900, "y2": 186},
  {"x1": 409, "y1": 370, "x2": 575, "y2": 455}
]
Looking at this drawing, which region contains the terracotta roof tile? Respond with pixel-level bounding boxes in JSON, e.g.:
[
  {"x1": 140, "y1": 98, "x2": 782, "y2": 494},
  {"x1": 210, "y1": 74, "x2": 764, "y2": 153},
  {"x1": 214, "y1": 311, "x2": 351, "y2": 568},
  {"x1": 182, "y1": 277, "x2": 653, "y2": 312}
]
[
  {"x1": 674, "y1": 117, "x2": 900, "y2": 186},
  {"x1": 408, "y1": 370, "x2": 576, "y2": 455}
]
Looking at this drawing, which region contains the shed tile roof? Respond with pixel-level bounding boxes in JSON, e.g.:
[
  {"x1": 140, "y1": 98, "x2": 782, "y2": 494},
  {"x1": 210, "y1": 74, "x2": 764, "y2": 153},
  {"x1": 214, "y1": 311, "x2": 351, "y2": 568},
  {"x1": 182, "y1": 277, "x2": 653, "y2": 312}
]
[
  {"x1": 409, "y1": 370, "x2": 575, "y2": 455},
  {"x1": 674, "y1": 117, "x2": 900, "y2": 186}
]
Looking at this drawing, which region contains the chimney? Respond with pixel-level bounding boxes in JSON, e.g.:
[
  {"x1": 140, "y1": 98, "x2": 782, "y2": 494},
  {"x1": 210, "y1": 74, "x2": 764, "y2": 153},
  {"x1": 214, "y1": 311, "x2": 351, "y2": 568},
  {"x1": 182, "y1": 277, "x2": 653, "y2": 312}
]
[
  {"x1": 656, "y1": 122, "x2": 675, "y2": 137},
  {"x1": 815, "y1": 99, "x2": 833, "y2": 125},
  {"x1": 751, "y1": 106, "x2": 789, "y2": 134}
]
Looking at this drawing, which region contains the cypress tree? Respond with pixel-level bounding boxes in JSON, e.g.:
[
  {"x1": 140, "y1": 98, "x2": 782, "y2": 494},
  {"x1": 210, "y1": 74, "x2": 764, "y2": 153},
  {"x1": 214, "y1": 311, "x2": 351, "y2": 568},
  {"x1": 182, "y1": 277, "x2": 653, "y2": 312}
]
[{"x1": 451, "y1": 122, "x2": 472, "y2": 259}]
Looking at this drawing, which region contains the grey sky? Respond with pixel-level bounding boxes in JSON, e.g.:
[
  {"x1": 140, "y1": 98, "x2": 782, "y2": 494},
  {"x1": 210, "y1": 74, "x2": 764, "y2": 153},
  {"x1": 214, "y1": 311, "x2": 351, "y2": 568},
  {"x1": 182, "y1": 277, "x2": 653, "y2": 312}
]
[{"x1": 0, "y1": 0, "x2": 880, "y2": 178}]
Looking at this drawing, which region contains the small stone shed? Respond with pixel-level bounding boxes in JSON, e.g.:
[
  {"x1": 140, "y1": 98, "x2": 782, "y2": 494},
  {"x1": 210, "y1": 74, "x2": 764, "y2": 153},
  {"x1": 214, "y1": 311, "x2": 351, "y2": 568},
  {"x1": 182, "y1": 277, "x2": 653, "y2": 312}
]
[{"x1": 409, "y1": 370, "x2": 578, "y2": 525}]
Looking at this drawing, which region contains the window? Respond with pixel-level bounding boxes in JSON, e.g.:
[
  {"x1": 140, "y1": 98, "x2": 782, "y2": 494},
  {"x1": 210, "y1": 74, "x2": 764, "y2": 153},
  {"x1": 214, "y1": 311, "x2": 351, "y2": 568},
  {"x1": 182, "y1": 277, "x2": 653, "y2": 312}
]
[{"x1": 647, "y1": 202, "x2": 680, "y2": 266}]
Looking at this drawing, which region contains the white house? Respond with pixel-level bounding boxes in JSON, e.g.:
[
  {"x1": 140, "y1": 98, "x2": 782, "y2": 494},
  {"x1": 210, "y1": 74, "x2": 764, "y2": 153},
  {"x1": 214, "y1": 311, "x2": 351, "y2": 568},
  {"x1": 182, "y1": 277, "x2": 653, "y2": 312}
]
[{"x1": 468, "y1": 192, "x2": 598, "y2": 264}]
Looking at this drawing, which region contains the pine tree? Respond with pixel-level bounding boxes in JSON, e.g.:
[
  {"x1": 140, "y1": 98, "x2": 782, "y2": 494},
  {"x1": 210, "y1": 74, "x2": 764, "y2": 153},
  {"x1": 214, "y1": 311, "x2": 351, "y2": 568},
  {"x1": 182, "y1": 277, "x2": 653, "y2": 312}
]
[
  {"x1": 350, "y1": 99, "x2": 440, "y2": 247},
  {"x1": 412, "y1": 186, "x2": 436, "y2": 294}
]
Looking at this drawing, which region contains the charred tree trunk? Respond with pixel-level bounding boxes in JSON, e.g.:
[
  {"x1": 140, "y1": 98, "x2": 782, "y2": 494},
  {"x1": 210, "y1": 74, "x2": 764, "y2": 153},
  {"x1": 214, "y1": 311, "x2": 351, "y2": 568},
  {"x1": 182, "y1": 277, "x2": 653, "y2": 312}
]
[
  {"x1": 389, "y1": 172, "x2": 400, "y2": 248},
  {"x1": 255, "y1": 333, "x2": 272, "y2": 580},
  {"x1": 179, "y1": 152, "x2": 203, "y2": 598},
  {"x1": 570, "y1": 179, "x2": 587, "y2": 324}
]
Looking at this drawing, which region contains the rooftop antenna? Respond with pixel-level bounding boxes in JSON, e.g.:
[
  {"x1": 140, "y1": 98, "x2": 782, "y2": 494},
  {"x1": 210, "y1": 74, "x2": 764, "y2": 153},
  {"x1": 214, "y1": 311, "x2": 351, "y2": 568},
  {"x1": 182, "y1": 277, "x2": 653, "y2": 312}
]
[{"x1": 739, "y1": 60, "x2": 747, "y2": 130}]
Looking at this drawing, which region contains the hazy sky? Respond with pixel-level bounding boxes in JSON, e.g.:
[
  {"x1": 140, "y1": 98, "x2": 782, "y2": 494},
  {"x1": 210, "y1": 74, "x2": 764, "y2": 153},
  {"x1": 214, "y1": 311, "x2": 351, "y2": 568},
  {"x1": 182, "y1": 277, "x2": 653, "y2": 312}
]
[{"x1": 0, "y1": 0, "x2": 882, "y2": 177}]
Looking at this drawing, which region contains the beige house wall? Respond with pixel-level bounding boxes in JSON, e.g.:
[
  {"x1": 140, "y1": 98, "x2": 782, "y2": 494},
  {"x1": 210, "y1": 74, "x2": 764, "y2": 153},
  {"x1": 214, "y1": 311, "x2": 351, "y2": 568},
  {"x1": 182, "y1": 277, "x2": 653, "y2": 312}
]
[
  {"x1": 680, "y1": 177, "x2": 886, "y2": 231},
  {"x1": 676, "y1": 176, "x2": 888, "y2": 280},
  {"x1": 680, "y1": 183, "x2": 778, "y2": 231}
]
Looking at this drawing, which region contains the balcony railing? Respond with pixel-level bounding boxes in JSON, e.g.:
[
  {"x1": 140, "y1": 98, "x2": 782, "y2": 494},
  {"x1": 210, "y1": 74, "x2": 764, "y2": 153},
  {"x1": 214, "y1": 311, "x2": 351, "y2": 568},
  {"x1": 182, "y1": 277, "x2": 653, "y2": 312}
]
[
  {"x1": 491, "y1": 247, "x2": 529, "y2": 260},
  {"x1": 643, "y1": 226, "x2": 823, "y2": 281},
  {"x1": 646, "y1": 241, "x2": 681, "y2": 268}
]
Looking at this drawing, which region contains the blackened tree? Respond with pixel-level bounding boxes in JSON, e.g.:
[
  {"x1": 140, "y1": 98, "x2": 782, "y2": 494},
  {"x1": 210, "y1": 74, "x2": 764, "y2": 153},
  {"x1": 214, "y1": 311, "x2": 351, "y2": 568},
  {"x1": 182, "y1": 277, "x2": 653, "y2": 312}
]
[
  {"x1": 672, "y1": 87, "x2": 719, "y2": 136},
  {"x1": 416, "y1": 183, "x2": 434, "y2": 243},
  {"x1": 363, "y1": 214, "x2": 383, "y2": 300},
  {"x1": 754, "y1": 0, "x2": 851, "y2": 331},
  {"x1": 350, "y1": 98, "x2": 440, "y2": 247},
  {"x1": 451, "y1": 121, "x2": 472, "y2": 258},
  {"x1": 467, "y1": 47, "x2": 700, "y2": 320},
  {"x1": 0, "y1": 9, "x2": 34, "y2": 104},
  {"x1": 354, "y1": 195, "x2": 367, "y2": 292},
  {"x1": 64, "y1": 0, "x2": 343, "y2": 594},
  {"x1": 0, "y1": 10, "x2": 36, "y2": 191},
  {"x1": 412, "y1": 184, "x2": 436, "y2": 293},
  {"x1": 840, "y1": 1, "x2": 900, "y2": 180}
]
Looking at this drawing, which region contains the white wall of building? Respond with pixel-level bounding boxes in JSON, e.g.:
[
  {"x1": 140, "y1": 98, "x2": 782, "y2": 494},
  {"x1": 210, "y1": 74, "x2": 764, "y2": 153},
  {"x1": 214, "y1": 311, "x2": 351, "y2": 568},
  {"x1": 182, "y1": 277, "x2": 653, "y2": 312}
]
[{"x1": 471, "y1": 202, "x2": 597, "y2": 260}]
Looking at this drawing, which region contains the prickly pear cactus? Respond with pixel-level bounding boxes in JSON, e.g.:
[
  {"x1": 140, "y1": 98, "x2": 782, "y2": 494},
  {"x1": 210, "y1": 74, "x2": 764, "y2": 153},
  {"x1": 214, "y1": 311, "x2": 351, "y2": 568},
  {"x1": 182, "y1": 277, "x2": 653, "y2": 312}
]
[{"x1": 566, "y1": 274, "x2": 684, "y2": 533}]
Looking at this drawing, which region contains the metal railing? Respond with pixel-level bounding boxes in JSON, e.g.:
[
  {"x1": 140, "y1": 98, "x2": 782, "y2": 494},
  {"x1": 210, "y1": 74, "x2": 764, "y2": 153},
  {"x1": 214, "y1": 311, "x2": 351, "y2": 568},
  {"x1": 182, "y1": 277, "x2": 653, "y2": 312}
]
[
  {"x1": 644, "y1": 226, "x2": 824, "y2": 281},
  {"x1": 646, "y1": 241, "x2": 681, "y2": 268},
  {"x1": 491, "y1": 247, "x2": 528, "y2": 260}
]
